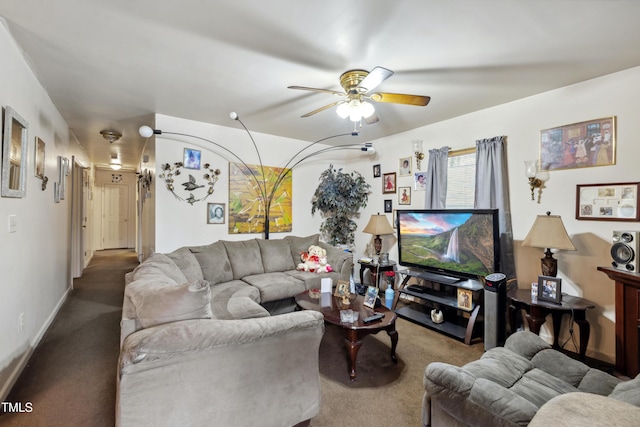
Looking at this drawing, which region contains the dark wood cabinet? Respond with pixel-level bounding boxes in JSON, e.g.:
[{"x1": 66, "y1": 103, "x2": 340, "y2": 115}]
[{"x1": 597, "y1": 266, "x2": 640, "y2": 377}]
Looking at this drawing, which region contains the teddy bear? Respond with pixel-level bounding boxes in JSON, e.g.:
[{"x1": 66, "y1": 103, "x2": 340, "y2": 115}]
[{"x1": 297, "y1": 245, "x2": 332, "y2": 273}]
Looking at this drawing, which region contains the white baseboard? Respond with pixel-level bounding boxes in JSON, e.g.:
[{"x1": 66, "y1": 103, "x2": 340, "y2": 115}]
[{"x1": 0, "y1": 285, "x2": 72, "y2": 401}]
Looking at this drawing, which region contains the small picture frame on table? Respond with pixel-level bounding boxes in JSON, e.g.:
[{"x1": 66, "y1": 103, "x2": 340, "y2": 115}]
[
  {"x1": 457, "y1": 288, "x2": 473, "y2": 311},
  {"x1": 538, "y1": 275, "x2": 562, "y2": 304},
  {"x1": 334, "y1": 280, "x2": 350, "y2": 297},
  {"x1": 363, "y1": 286, "x2": 379, "y2": 308}
]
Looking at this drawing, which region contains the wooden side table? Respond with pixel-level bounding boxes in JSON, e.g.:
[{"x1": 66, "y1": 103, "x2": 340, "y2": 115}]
[
  {"x1": 507, "y1": 288, "x2": 595, "y2": 361},
  {"x1": 358, "y1": 260, "x2": 396, "y2": 289}
]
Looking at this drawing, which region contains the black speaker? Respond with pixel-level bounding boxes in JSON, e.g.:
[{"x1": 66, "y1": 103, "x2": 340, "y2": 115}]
[
  {"x1": 611, "y1": 231, "x2": 639, "y2": 273},
  {"x1": 484, "y1": 273, "x2": 507, "y2": 351}
]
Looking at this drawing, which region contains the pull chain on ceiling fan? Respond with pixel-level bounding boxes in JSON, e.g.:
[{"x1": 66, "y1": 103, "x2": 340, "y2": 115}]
[{"x1": 288, "y1": 66, "x2": 431, "y2": 122}]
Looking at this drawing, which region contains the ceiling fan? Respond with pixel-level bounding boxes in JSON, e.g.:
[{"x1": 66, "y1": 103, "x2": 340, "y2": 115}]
[{"x1": 288, "y1": 66, "x2": 430, "y2": 123}]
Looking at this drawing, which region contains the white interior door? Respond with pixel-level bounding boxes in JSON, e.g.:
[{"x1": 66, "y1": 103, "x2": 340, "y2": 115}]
[{"x1": 103, "y1": 184, "x2": 129, "y2": 249}]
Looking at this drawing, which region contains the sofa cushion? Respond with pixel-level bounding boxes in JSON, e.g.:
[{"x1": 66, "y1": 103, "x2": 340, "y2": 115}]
[
  {"x1": 189, "y1": 241, "x2": 233, "y2": 284},
  {"x1": 465, "y1": 347, "x2": 533, "y2": 388},
  {"x1": 257, "y1": 239, "x2": 296, "y2": 272},
  {"x1": 208, "y1": 280, "x2": 266, "y2": 320},
  {"x1": 609, "y1": 373, "x2": 640, "y2": 406},
  {"x1": 211, "y1": 296, "x2": 270, "y2": 320},
  {"x1": 284, "y1": 234, "x2": 320, "y2": 266},
  {"x1": 126, "y1": 279, "x2": 212, "y2": 328},
  {"x1": 510, "y1": 368, "x2": 578, "y2": 408},
  {"x1": 222, "y1": 239, "x2": 265, "y2": 279},
  {"x1": 577, "y1": 367, "x2": 621, "y2": 395},
  {"x1": 285, "y1": 269, "x2": 341, "y2": 290},
  {"x1": 166, "y1": 247, "x2": 204, "y2": 282},
  {"x1": 504, "y1": 330, "x2": 552, "y2": 359},
  {"x1": 242, "y1": 272, "x2": 306, "y2": 303},
  {"x1": 131, "y1": 253, "x2": 187, "y2": 285}
]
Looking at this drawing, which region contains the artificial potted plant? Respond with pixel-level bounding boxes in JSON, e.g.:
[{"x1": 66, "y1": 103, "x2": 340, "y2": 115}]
[{"x1": 311, "y1": 165, "x2": 370, "y2": 246}]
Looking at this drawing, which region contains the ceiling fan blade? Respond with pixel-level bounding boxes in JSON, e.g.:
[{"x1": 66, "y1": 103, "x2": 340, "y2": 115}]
[
  {"x1": 357, "y1": 66, "x2": 394, "y2": 92},
  {"x1": 369, "y1": 92, "x2": 431, "y2": 106},
  {"x1": 288, "y1": 85, "x2": 345, "y2": 96},
  {"x1": 301, "y1": 100, "x2": 344, "y2": 118}
]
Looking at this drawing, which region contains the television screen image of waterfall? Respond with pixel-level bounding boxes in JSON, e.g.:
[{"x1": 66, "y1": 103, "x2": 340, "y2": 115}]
[{"x1": 397, "y1": 210, "x2": 498, "y2": 278}]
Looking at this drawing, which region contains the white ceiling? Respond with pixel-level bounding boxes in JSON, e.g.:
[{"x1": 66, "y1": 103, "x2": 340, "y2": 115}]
[{"x1": 2, "y1": 0, "x2": 640, "y2": 171}]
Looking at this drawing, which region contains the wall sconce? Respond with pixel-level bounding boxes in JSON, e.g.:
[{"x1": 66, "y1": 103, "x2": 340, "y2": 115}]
[
  {"x1": 413, "y1": 140, "x2": 424, "y2": 170},
  {"x1": 524, "y1": 160, "x2": 549, "y2": 202}
]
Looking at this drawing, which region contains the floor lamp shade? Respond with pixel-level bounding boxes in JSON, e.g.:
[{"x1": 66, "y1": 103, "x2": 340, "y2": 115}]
[
  {"x1": 363, "y1": 214, "x2": 394, "y2": 255},
  {"x1": 522, "y1": 212, "x2": 575, "y2": 276}
]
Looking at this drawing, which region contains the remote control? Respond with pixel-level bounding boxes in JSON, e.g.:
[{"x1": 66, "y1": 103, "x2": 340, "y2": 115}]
[{"x1": 363, "y1": 313, "x2": 384, "y2": 323}]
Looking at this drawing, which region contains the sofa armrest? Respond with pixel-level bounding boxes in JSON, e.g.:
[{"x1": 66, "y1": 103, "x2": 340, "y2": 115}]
[
  {"x1": 117, "y1": 310, "x2": 324, "y2": 427},
  {"x1": 318, "y1": 241, "x2": 353, "y2": 280},
  {"x1": 119, "y1": 310, "x2": 324, "y2": 371}
]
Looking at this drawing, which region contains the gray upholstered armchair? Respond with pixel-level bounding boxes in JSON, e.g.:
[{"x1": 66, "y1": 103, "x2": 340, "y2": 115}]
[{"x1": 423, "y1": 331, "x2": 640, "y2": 426}]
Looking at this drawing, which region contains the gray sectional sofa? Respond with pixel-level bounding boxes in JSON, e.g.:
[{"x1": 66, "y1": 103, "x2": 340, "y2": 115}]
[
  {"x1": 117, "y1": 234, "x2": 352, "y2": 427},
  {"x1": 423, "y1": 331, "x2": 640, "y2": 426}
]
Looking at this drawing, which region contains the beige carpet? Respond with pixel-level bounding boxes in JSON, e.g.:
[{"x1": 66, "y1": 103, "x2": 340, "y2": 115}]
[{"x1": 313, "y1": 316, "x2": 484, "y2": 426}]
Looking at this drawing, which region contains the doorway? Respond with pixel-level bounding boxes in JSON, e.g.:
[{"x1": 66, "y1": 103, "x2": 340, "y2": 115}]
[{"x1": 102, "y1": 184, "x2": 130, "y2": 249}]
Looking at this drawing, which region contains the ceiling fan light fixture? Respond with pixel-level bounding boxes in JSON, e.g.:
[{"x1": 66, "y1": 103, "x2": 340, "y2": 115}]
[
  {"x1": 336, "y1": 99, "x2": 376, "y2": 122},
  {"x1": 336, "y1": 103, "x2": 350, "y2": 119},
  {"x1": 360, "y1": 101, "x2": 375, "y2": 118}
]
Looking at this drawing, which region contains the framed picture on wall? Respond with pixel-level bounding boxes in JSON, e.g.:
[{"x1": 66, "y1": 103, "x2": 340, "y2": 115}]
[
  {"x1": 399, "y1": 157, "x2": 412, "y2": 176},
  {"x1": 35, "y1": 137, "x2": 45, "y2": 179},
  {"x1": 183, "y1": 148, "x2": 201, "y2": 170},
  {"x1": 207, "y1": 203, "x2": 226, "y2": 224},
  {"x1": 384, "y1": 199, "x2": 392, "y2": 213},
  {"x1": 383, "y1": 172, "x2": 396, "y2": 194},
  {"x1": 540, "y1": 116, "x2": 616, "y2": 171},
  {"x1": 576, "y1": 182, "x2": 640, "y2": 221},
  {"x1": 398, "y1": 186, "x2": 411, "y2": 205},
  {"x1": 373, "y1": 164, "x2": 381, "y2": 178}
]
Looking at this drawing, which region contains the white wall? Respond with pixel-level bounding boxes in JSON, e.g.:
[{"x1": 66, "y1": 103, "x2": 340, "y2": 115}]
[
  {"x1": 151, "y1": 114, "x2": 367, "y2": 253},
  {"x1": 352, "y1": 66, "x2": 640, "y2": 362},
  {"x1": 0, "y1": 23, "x2": 93, "y2": 398}
]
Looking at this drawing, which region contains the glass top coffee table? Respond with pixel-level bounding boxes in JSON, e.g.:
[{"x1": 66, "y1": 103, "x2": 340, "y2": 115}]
[{"x1": 295, "y1": 290, "x2": 398, "y2": 381}]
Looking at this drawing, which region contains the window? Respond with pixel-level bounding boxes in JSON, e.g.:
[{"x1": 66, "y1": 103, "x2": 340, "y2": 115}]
[{"x1": 445, "y1": 148, "x2": 476, "y2": 209}]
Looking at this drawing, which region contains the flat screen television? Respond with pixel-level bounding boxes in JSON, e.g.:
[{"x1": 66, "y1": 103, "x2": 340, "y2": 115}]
[{"x1": 396, "y1": 209, "x2": 500, "y2": 280}]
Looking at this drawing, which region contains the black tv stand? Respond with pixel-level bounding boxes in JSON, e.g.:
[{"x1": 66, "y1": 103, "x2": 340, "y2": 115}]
[
  {"x1": 410, "y1": 270, "x2": 461, "y2": 285},
  {"x1": 394, "y1": 268, "x2": 483, "y2": 345}
]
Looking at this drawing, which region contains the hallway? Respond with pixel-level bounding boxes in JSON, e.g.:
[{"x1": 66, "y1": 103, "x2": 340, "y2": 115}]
[{"x1": 1, "y1": 250, "x2": 139, "y2": 426}]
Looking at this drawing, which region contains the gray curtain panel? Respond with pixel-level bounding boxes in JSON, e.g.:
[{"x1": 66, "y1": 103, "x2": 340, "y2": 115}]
[
  {"x1": 424, "y1": 146, "x2": 449, "y2": 209},
  {"x1": 475, "y1": 136, "x2": 516, "y2": 279}
]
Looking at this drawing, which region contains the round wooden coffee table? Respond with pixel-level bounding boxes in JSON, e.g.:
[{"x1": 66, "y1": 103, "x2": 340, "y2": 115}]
[{"x1": 295, "y1": 290, "x2": 398, "y2": 381}]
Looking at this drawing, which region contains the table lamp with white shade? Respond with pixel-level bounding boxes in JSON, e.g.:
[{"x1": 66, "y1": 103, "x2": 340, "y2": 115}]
[
  {"x1": 363, "y1": 213, "x2": 394, "y2": 256},
  {"x1": 522, "y1": 211, "x2": 576, "y2": 277}
]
